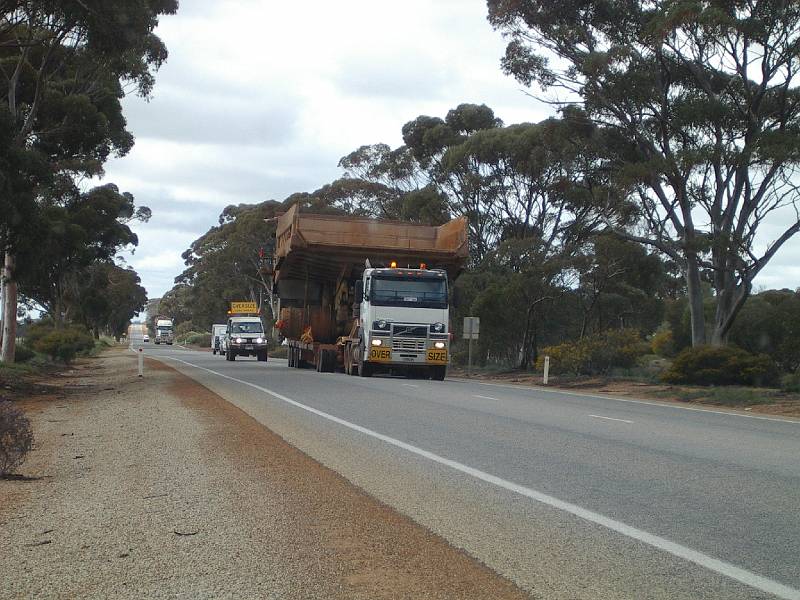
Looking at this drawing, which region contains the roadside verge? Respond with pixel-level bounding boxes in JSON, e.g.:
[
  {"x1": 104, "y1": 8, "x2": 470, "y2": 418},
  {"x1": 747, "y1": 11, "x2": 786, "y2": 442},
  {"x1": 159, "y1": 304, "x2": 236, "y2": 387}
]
[{"x1": 0, "y1": 349, "x2": 528, "y2": 599}]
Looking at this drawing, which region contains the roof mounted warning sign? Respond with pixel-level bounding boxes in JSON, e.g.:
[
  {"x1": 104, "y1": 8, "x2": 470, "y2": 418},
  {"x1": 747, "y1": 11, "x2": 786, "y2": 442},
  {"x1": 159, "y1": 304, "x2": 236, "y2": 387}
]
[{"x1": 229, "y1": 301, "x2": 258, "y2": 314}]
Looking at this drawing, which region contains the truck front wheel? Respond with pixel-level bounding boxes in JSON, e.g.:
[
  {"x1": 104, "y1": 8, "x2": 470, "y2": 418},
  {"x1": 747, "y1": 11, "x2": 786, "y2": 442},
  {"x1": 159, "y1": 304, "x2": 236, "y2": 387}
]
[
  {"x1": 357, "y1": 347, "x2": 372, "y2": 378},
  {"x1": 430, "y1": 366, "x2": 446, "y2": 381}
]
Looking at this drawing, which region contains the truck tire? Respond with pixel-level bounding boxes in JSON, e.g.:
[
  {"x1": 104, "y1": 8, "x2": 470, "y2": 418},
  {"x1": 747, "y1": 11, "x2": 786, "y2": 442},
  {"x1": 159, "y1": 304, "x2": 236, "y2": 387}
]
[
  {"x1": 357, "y1": 346, "x2": 372, "y2": 378},
  {"x1": 430, "y1": 366, "x2": 446, "y2": 381},
  {"x1": 212, "y1": 349, "x2": 217, "y2": 355}
]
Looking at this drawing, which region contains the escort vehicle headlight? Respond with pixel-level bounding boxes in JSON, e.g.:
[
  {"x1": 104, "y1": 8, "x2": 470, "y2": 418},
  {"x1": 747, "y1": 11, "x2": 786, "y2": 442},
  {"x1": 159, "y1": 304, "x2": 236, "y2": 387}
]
[
  {"x1": 236, "y1": 337, "x2": 243, "y2": 343},
  {"x1": 256, "y1": 337, "x2": 264, "y2": 344},
  {"x1": 431, "y1": 322, "x2": 445, "y2": 333},
  {"x1": 371, "y1": 339, "x2": 383, "y2": 346},
  {"x1": 434, "y1": 341, "x2": 446, "y2": 349}
]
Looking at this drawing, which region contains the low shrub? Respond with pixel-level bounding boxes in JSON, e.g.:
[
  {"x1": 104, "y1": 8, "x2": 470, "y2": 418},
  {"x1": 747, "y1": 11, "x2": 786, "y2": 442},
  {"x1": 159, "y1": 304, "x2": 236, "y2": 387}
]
[
  {"x1": 536, "y1": 329, "x2": 649, "y2": 376},
  {"x1": 780, "y1": 372, "x2": 800, "y2": 393},
  {"x1": 650, "y1": 329, "x2": 676, "y2": 357},
  {"x1": 269, "y1": 345, "x2": 288, "y2": 359},
  {"x1": 185, "y1": 333, "x2": 212, "y2": 347},
  {"x1": 0, "y1": 401, "x2": 34, "y2": 476},
  {"x1": 14, "y1": 344, "x2": 36, "y2": 364},
  {"x1": 30, "y1": 326, "x2": 95, "y2": 364},
  {"x1": 661, "y1": 345, "x2": 778, "y2": 387}
]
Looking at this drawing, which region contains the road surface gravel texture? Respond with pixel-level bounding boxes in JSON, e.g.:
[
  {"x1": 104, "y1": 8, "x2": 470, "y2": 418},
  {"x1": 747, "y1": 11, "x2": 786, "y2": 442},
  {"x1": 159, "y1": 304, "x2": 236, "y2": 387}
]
[
  {"x1": 134, "y1": 334, "x2": 800, "y2": 600},
  {"x1": 0, "y1": 350, "x2": 528, "y2": 599}
]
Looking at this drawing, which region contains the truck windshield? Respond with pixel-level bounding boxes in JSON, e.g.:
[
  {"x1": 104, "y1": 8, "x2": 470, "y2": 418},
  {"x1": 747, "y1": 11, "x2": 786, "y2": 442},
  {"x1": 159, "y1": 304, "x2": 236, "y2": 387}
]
[
  {"x1": 371, "y1": 277, "x2": 448, "y2": 309},
  {"x1": 231, "y1": 322, "x2": 263, "y2": 334}
]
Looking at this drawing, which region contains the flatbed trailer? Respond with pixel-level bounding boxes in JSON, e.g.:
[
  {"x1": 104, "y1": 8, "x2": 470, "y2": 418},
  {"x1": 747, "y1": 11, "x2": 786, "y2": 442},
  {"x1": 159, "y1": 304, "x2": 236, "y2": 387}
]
[{"x1": 273, "y1": 204, "x2": 468, "y2": 378}]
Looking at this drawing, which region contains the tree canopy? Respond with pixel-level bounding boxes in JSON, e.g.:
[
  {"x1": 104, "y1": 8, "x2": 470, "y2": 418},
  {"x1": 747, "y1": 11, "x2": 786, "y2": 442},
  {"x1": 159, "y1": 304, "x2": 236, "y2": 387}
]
[{"x1": 488, "y1": 0, "x2": 800, "y2": 346}]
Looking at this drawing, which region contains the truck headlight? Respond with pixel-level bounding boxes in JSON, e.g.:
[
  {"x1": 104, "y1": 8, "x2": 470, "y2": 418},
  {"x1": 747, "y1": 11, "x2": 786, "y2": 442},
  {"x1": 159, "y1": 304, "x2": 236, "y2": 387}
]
[
  {"x1": 373, "y1": 320, "x2": 390, "y2": 330},
  {"x1": 236, "y1": 337, "x2": 243, "y2": 343},
  {"x1": 371, "y1": 339, "x2": 383, "y2": 346},
  {"x1": 434, "y1": 341, "x2": 446, "y2": 349},
  {"x1": 432, "y1": 322, "x2": 445, "y2": 333}
]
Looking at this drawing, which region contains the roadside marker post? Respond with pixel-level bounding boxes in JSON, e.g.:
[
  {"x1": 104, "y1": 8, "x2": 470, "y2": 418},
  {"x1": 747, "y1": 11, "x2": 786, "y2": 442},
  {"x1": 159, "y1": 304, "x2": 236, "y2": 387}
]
[
  {"x1": 543, "y1": 355, "x2": 550, "y2": 385},
  {"x1": 463, "y1": 317, "x2": 480, "y2": 377},
  {"x1": 138, "y1": 347, "x2": 143, "y2": 377}
]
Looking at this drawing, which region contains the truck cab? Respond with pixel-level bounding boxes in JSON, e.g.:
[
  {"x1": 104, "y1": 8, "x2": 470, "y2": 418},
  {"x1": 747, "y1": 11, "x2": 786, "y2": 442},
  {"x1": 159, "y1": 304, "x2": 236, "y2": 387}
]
[
  {"x1": 154, "y1": 318, "x2": 174, "y2": 345},
  {"x1": 224, "y1": 316, "x2": 268, "y2": 362},
  {"x1": 352, "y1": 267, "x2": 449, "y2": 380}
]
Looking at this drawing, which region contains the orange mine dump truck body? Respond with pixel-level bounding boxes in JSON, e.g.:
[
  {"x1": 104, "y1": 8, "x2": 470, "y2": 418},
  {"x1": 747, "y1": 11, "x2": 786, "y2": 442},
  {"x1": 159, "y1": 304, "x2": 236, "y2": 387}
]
[{"x1": 272, "y1": 204, "x2": 469, "y2": 370}]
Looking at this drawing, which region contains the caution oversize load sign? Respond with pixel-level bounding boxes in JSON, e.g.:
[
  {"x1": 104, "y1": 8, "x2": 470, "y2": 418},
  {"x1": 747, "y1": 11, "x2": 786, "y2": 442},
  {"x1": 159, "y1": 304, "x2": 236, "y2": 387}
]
[{"x1": 230, "y1": 301, "x2": 258, "y2": 314}]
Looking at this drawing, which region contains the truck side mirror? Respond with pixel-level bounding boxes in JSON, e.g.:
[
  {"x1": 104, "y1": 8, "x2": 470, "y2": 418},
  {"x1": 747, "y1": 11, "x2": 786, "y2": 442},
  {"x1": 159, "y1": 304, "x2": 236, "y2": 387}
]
[{"x1": 355, "y1": 280, "x2": 364, "y2": 304}]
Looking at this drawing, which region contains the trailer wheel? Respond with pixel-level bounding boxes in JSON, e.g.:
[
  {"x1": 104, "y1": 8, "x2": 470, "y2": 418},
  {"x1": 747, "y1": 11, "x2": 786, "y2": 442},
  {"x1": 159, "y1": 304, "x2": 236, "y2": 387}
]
[{"x1": 344, "y1": 345, "x2": 354, "y2": 376}]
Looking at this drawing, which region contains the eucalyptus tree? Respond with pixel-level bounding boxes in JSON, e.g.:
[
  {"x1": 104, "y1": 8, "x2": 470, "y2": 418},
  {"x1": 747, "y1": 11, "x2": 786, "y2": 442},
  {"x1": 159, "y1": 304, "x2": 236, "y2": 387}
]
[
  {"x1": 0, "y1": 0, "x2": 176, "y2": 361},
  {"x1": 403, "y1": 103, "x2": 503, "y2": 260},
  {"x1": 488, "y1": 0, "x2": 800, "y2": 345}
]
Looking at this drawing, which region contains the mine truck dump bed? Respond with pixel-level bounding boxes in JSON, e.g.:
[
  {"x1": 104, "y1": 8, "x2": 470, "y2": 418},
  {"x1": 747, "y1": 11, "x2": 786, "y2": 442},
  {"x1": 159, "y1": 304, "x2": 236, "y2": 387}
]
[{"x1": 273, "y1": 204, "x2": 469, "y2": 285}]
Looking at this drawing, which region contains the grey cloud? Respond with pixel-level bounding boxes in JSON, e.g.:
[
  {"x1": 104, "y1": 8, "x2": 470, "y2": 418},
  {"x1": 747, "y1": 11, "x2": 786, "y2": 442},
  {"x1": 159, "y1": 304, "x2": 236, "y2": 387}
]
[
  {"x1": 123, "y1": 88, "x2": 299, "y2": 147},
  {"x1": 334, "y1": 51, "x2": 456, "y2": 100}
]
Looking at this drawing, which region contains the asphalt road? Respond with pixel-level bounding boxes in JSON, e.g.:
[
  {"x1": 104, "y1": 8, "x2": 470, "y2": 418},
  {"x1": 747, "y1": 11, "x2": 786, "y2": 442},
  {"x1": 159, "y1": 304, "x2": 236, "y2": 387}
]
[{"x1": 128, "y1": 325, "x2": 800, "y2": 599}]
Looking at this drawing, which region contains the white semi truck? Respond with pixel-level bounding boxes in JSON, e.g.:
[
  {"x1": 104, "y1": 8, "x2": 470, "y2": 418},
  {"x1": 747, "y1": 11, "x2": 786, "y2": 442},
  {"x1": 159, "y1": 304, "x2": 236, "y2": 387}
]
[
  {"x1": 154, "y1": 318, "x2": 174, "y2": 345},
  {"x1": 273, "y1": 205, "x2": 468, "y2": 379}
]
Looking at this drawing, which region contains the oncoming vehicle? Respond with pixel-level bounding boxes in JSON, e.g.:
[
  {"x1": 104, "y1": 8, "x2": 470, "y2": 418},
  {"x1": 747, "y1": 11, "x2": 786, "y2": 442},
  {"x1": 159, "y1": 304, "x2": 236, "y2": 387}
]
[
  {"x1": 143, "y1": 334, "x2": 150, "y2": 343},
  {"x1": 225, "y1": 312, "x2": 268, "y2": 362},
  {"x1": 211, "y1": 324, "x2": 226, "y2": 355}
]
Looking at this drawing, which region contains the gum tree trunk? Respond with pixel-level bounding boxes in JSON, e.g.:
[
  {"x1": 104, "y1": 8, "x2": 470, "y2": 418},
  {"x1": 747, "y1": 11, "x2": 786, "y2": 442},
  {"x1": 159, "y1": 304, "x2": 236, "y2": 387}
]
[{"x1": 1, "y1": 253, "x2": 18, "y2": 363}]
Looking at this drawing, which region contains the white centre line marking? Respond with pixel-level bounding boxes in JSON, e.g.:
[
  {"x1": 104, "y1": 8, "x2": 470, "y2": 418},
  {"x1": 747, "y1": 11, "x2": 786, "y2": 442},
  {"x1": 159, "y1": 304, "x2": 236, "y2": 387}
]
[
  {"x1": 590, "y1": 414, "x2": 634, "y2": 424},
  {"x1": 475, "y1": 395, "x2": 500, "y2": 401},
  {"x1": 153, "y1": 354, "x2": 800, "y2": 600},
  {"x1": 401, "y1": 383, "x2": 419, "y2": 388}
]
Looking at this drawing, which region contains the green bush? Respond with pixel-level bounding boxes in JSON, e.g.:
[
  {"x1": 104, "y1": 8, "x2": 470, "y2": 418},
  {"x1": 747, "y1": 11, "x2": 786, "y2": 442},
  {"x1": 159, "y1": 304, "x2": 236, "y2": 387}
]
[
  {"x1": 269, "y1": 345, "x2": 288, "y2": 359},
  {"x1": 650, "y1": 329, "x2": 676, "y2": 357},
  {"x1": 185, "y1": 333, "x2": 212, "y2": 347},
  {"x1": 661, "y1": 345, "x2": 778, "y2": 387},
  {"x1": 31, "y1": 327, "x2": 95, "y2": 364},
  {"x1": 14, "y1": 344, "x2": 36, "y2": 364},
  {"x1": 536, "y1": 329, "x2": 648, "y2": 376},
  {"x1": 780, "y1": 372, "x2": 800, "y2": 393}
]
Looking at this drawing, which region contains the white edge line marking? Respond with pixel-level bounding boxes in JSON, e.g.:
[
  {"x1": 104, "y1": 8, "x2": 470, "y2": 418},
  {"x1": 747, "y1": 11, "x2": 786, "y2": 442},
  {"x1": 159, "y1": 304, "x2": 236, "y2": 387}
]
[
  {"x1": 401, "y1": 383, "x2": 419, "y2": 388},
  {"x1": 152, "y1": 354, "x2": 800, "y2": 600},
  {"x1": 451, "y1": 378, "x2": 799, "y2": 425},
  {"x1": 590, "y1": 414, "x2": 634, "y2": 424},
  {"x1": 475, "y1": 395, "x2": 500, "y2": 401}
]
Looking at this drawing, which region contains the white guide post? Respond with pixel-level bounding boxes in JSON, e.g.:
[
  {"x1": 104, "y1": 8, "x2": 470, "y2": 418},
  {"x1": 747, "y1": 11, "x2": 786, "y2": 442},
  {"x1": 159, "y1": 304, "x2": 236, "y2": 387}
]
[{"x1": 543, "y1": 355, "x2": 550, "y2": 385}]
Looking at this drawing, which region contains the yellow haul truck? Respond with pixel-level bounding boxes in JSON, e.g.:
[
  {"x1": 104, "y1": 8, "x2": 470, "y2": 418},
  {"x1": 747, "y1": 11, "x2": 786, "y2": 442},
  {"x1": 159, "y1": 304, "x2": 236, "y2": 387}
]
[{"x1": 273, "y1": 205, "x2": 468, "y2": 380}]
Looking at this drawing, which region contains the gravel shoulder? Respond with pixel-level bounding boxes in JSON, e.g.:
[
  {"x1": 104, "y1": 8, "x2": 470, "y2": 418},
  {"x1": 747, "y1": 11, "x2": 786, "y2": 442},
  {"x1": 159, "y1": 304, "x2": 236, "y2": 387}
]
[{"x1": 0, "y1": 349, "x2": 529, "y2": 599}]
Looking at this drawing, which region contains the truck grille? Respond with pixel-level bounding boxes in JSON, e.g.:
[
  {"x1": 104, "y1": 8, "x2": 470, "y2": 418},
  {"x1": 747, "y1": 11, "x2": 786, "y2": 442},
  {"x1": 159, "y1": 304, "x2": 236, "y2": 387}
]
[
  {"x1": 392, "y1": 338, "x2": 425, "y2": 351},
  {"x1": 391, "y1": 325, "x2": 429, "y2": 338}
]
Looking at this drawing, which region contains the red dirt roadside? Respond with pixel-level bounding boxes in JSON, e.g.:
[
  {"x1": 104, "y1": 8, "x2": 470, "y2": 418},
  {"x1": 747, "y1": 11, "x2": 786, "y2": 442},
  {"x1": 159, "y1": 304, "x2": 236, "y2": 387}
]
[{"x1": 0, "y1": 350, "x2": 531, "y2": 599}]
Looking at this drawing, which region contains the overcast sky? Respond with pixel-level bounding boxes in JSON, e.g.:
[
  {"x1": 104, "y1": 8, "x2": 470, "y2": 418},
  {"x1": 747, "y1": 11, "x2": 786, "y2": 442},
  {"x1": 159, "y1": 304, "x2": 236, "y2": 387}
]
[{"x1": 101, "y1": 0, "x2": 800, "y2": 301}]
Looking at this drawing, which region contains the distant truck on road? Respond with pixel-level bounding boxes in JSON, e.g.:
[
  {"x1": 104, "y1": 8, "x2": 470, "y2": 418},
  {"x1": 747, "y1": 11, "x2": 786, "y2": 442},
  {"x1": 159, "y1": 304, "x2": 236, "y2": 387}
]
[
  {"x1": 154, "y1": 318, "x2": 174, "y2": 345},
  {"x1": 211, "y1": 324, "x2": 226, "y2": 355},
  {"x1": 224, "y1": 303, "x2": 268, "y2": 362},
  {"x1": 273, "y1": 205, "x2": 468, "y2": 380}
]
